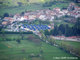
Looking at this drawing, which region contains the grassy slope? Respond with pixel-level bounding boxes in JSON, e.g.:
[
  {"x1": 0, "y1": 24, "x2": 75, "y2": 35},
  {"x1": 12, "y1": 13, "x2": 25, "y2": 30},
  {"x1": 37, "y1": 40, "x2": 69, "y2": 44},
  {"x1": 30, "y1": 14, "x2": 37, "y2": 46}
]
[
  {"x1": 0, "y1": 0, "x2": 72, "y2": 16},
  {"x1": 0, "y1": 3, "x2": 44, "y2": 16},
  {"x1": 0, "y1": 0, "x2": 79, "y2": 17},
  {"x1": 0, "y1": 0, "x2": 48, "y2": 4}
]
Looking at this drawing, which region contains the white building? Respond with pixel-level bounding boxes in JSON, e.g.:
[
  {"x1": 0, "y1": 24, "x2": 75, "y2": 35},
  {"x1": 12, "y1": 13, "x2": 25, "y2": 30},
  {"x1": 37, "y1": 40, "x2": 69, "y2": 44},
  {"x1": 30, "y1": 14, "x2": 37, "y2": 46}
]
[{"x1": 39, "y1": 15, "x2": 46, "y2": 21}]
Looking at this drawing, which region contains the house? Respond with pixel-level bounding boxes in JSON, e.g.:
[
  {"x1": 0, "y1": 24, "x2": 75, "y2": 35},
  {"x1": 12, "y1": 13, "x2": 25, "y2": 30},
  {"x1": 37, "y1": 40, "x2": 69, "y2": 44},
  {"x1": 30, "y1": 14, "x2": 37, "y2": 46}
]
[
  {"x1": 68, "y1": 3, "x2": 76, "y2": 11},
  {"x1": 3, "y1": 17, "x2": 14, "y2": 23},
  {"x1": 62, "y1": 10, "x2": 68, "y2": 14},
  {"x1": 3, "y1": 17, "x2": 11, "y2": 21},
  {"x1": 57, "y1": 13, "x2": 63, "y2": 18},
  {"x1": 53, "y1": 7, "x2": 61, "y2": 12},
  {"x1": 39, "y1": 15, "x2": 46, "y2": 21},
  {"x1": 28, "y1": 15, "x2": 36, "y2": 20},
  {"x1": 68, "y1": 11, "x2": 80, "y2": 18},
  {"x1": 50, "y1": 16, "x2": 54, "y2": 22},
  {"x1": 13, "y1": 13, "x2": 21, "y2": 21},
  {"x1": 2, "y1": 21, "x2": 8, "y2": 25},
  {"x1": 24, "y1": 16, "x2": 28, "y2": 20},
  {"x1": 20, "y1": 17, "x2": 25, "y2": 21},
  {"x1": 75, "y1": 6, "x2": 80, "y2": 10}
]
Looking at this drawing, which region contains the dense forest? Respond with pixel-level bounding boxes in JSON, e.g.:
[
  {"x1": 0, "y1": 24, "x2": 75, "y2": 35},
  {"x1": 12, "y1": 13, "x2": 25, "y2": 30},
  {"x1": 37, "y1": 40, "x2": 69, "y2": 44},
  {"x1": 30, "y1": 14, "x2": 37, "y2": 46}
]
[{"x1": 44, "y1": 18, "x2": 80, "y2": 37}]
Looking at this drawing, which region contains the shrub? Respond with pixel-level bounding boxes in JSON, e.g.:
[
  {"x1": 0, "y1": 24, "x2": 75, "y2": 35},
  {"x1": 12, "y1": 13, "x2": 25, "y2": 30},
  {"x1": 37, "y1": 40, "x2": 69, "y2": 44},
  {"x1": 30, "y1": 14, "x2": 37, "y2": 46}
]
[{"x1": 3, "y1": 13, "x2": 9, "y2": 17}]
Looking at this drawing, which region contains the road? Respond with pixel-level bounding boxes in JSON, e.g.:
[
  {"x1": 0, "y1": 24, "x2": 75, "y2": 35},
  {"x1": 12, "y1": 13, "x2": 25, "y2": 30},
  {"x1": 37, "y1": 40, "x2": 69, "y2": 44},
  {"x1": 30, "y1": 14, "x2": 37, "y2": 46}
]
[{"x1": 52, "y1": 36, "x2": 80, "y2": 42}]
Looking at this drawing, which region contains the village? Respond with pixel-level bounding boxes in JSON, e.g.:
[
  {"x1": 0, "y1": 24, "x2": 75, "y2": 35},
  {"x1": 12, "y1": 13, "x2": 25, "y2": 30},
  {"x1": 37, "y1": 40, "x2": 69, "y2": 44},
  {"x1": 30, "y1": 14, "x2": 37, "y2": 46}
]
[
  {"x1": 0, "y1": 1, "x2": 80, "y2": 60},
  {"x1": 0, "y1": 2, "x2": 80, "y2": 33}
]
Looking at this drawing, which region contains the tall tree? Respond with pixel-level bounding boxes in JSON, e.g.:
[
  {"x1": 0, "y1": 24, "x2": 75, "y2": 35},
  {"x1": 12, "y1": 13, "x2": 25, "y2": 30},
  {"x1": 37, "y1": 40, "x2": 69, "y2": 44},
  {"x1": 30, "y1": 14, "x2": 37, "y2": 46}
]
[
  {"x1": 64, "y1": 24, "x2": 71, "y2": 37},
  {"x1": 58, "y1": 24, "x2": 65, "y2": 35},
  {"x1": 52, "y1": 25, "x2": 59, "y2": 36}
]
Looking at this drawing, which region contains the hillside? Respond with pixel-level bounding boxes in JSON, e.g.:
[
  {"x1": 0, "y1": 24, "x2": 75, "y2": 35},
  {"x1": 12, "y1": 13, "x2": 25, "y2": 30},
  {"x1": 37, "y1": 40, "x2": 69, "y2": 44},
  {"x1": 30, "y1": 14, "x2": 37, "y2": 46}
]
[
  {"x1": 0, "y1": 0, "x2": 76, "y2": 6},
  {"x1": 0, "y1": 0, "x2": 79, "y2": 16},
  {"x1": 0, "y1": 0, "x2": 48, "y2": 5}
]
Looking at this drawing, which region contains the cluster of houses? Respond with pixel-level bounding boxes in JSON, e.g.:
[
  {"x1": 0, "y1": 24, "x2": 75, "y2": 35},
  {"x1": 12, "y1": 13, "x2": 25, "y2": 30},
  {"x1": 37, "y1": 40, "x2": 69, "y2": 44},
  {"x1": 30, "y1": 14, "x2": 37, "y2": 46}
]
[
  {"x1": 67, "y1": 3, "x2": 80, "y2": 18},
  {"x1": 2, "y1": 3, "x2": 80, "y2": 26},
  {"x1": 2, "y1": 8, "x2": 64, "y2": 25}
]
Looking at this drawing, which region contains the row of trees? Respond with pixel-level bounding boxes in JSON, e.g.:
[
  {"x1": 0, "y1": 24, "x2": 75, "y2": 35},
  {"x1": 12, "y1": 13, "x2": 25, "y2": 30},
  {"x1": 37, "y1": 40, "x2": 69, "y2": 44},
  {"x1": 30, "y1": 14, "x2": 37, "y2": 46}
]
[{"x1": 44, "y1": 19, "x2": 80, "y2": 37}]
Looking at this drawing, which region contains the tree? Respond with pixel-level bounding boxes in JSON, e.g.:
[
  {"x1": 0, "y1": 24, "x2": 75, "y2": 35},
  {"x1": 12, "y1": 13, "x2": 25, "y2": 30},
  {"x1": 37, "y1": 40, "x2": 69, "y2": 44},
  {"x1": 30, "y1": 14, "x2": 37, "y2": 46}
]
[
  {"x1": 44, "y1": 30, "x2": 50, "y2": 36},
  {"x1": 3, "y1": 13, "x2": 9, "y2": 17},
  {"x1": 1, "y1": 29, "x2": 6, "y2": 41},
  {"x1": 20, "y1": 12, "x2": 24, "y2": 16},
  {"x1": 16, "y1": 39, "x2": 21, "y2": 44},
  {"x1": 58, "y1": 24, "x2": 65, "y2": 35},
  {"x1": 17, "y1": 2, "x2": 22, "y2": 7},
  {"x1": 0, "y1": 26, "x2": 3, "y2": 31},
  {"x1": 19, "y1": 26, "x2": 24, "y2": 40},
  {"x1": 74, "y1": 0, "x2": 80, "y2": 3},
  {"x1": 73, "y1": 18, "x2": 80, "y2": 36},
  {"x1": 64, "y1": 24, "x2": 72, "y2": 37},
  {"x1": 52, "y1": 25, "x2": 59, "y2": 36},
  {"x1": 65, "y1": 24, "x2": 69, "y2": 36},
  {"x1": 48, "y1": 38, "x2": 55, "y2": 46}
]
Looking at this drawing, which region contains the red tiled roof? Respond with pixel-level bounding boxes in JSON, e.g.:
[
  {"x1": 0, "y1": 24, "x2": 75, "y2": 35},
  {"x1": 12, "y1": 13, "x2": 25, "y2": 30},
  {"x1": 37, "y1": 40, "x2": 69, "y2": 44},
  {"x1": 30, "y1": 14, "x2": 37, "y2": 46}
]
[
  {"x1": 67, "y1": 36, "x2": 80, "y2": 39},
  {"x1": 4, "y1": 17, "x2": 13, "y2": 20}
]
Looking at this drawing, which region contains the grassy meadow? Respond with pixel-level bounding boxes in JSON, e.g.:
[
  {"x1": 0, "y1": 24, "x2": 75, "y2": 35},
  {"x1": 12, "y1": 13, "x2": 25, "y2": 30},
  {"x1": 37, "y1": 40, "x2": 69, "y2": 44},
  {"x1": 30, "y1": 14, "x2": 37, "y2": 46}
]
[{"x1": 0, "y1": 34, "x2": 79, "y2": 60}]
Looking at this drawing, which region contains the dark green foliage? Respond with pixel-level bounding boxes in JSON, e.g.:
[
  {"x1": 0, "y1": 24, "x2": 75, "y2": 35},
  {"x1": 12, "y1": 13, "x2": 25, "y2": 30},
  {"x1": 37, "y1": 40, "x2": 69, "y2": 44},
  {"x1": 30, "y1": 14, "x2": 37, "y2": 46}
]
[
  {"x1": 0, "y1": 31, "x2": 33, "y2": 34},
  {"x1": 74, "y1": 0, "x2": 80, "y2": 3},
  {"x1": 51, "y1": 25, "x2": 59, "y2": 36},
  {"x1": 16, "y1": 39, "x2": 21, "y2": 44},
  {"x1": 0, "y1": 2, "x2": 3, "y2": 4},
  {"x1": 64, "y1": 24, "x2": 71, "y2": 36},
  {"x1": 3, "y1": 13, "x2": 9, "y2": 17},
  {"x1": 17, "y1": 2, "x2": 23, "y2": 7},
  {"x1": 43, "y1": 1, "x2": 55, "y2": 7},
  {"x1": 0, "y1": 26, "x2": 3, "y2": 31},
  {"x1": 50, "y1": 18, "x2": 80, "y2": 36},
  {"x1": 72, "y1": 18, "x2": 80, "y2": 36},
  {"x1": 58, "y1": 24, "x2": 65, "y2": 34},
  {"x1": 20, "y1": 12, "x2": 24, "y2": 16},
  {"x1": 44, "y1": 30, "x2": 50, "y2": 35}
]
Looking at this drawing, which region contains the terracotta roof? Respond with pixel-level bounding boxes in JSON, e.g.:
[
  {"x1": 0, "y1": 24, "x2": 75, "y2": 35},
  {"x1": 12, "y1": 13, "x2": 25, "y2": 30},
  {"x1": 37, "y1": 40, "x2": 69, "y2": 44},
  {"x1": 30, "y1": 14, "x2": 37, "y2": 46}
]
[
  {"x1": 67, "y1": 36, "x2": 80, "y2": 39},
  {"x1": 2, "y1": 21, "x2": 8, "y2": 25},
  {"x1": 4, "y1": 17, "x2": 13, "y2": 20}
]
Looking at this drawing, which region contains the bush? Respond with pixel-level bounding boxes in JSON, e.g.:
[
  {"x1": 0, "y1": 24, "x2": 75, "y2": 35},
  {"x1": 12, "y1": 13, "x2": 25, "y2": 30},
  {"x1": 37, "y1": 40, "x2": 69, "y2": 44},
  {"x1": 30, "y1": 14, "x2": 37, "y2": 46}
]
[
  {"x1": 16, "y1": 39, "x2": 21, "y2": 44},
  {"x1": 3, "y1": 13, "x2": 9, "y2": 17}
]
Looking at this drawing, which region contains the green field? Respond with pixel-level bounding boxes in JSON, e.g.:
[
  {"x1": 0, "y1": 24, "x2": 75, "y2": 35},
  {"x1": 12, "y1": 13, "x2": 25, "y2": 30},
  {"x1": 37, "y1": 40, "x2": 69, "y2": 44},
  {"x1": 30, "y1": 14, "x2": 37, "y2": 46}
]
[
  {"x1": 0, "y1": 40, "x2": 74, "y2": 60},
  {"x1": 0, "y1": 34, "x2": 79, "y2": 60},
  {"x1": 55, "y1": 40, "x2": 80, "y2": 50}
]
